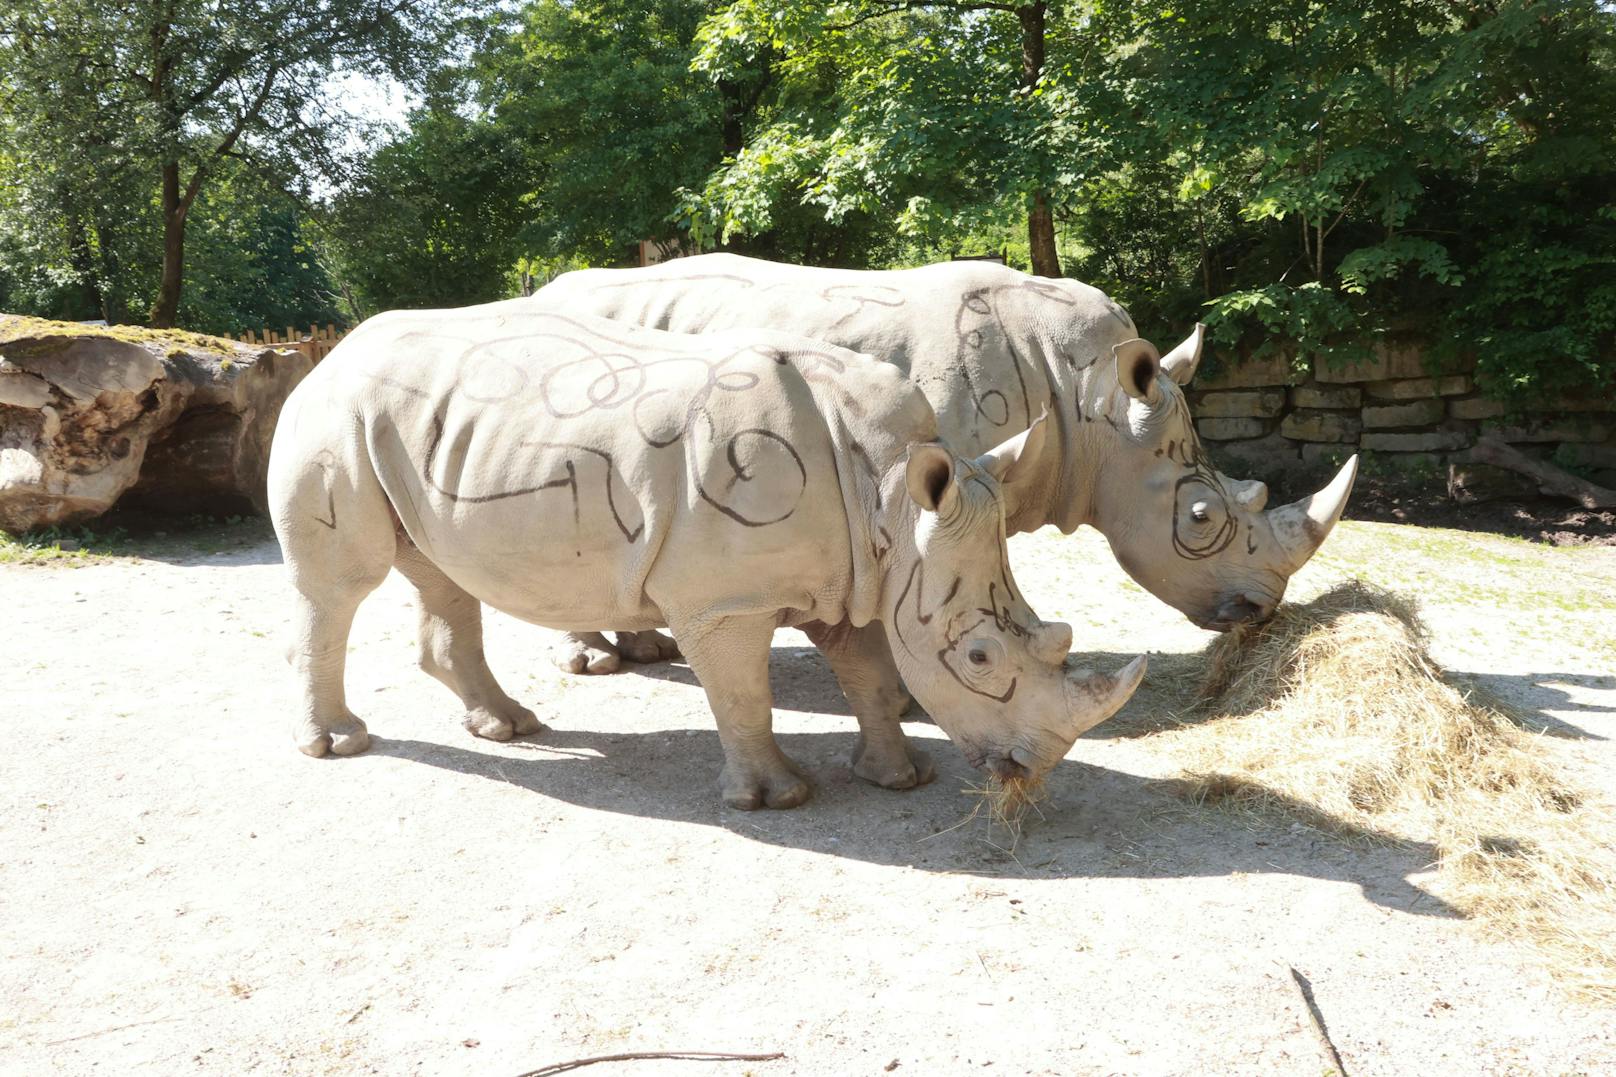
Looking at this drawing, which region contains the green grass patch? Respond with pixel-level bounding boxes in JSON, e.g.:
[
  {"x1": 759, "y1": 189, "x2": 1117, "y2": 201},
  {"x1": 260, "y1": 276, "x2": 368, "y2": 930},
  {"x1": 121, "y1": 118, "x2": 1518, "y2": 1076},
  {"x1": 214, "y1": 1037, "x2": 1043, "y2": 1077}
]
[{"x1": 0, "y1": 523, "x2": 134, "y2": 565}]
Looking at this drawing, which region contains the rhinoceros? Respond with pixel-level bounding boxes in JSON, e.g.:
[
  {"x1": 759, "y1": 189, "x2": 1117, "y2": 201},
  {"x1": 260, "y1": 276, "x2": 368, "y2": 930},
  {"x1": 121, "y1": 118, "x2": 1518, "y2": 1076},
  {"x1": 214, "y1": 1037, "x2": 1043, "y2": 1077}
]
[
  {"x1": 267, "y1": 301, "x2": 1146, "y2": 808},
  {"x1": 534, "y1": 254, "x2": 1357, "y2": 674}
]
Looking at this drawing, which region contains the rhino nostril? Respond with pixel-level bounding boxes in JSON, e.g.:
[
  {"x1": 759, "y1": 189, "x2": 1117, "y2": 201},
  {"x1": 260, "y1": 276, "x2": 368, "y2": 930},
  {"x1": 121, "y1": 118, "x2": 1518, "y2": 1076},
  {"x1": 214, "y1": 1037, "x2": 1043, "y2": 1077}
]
[{"x1": 984, "y1": 753, "x2": 1031, "y2": 782}]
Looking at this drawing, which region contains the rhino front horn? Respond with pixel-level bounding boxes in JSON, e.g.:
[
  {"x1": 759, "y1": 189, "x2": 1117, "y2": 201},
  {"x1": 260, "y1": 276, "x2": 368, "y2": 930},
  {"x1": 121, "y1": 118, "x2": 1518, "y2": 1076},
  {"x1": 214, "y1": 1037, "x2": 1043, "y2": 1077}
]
[
  {"x1": 1064, "y1": 654, "x2": 1149, "y2": 738},
  {"x1": 1267, "y1": 454, "x2": 1359, "y2": 572}
]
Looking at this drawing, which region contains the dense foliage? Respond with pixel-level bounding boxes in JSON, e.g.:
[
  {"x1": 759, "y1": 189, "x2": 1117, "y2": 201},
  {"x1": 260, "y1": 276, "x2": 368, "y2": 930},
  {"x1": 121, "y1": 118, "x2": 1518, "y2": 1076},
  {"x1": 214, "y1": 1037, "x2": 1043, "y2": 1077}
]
[
  {"x1": 0, "y1": 0, "x2": 463, "y2": 326},
  {"x1": 2, "y1": 0, "x2": 1611, "y2": 399}
]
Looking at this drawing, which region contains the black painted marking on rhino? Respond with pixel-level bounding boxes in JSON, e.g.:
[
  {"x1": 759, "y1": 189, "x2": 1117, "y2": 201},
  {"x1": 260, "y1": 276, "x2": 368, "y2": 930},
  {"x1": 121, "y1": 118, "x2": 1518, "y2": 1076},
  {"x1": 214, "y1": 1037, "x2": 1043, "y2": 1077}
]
[
  {"x1": 310, "y1": 451, "x2": 339, "y2": 529},
  {"x1": 1162, "y1": 393, "x2": 1238, "y2": 560},
  {"x1": 426, "y1": 321, "x2": 817, "y2": 530},
  {"x1": 848, "y1": 438, "x2": 885, "y2": 509},
  {"x1": 313, "y1": 490, "x2": 337, "y2": 530},
  {"x1": 952, "y1": 281, "x2": 1079, "y2": 437},
  {"x1": 696, "y1": 425, "x2": 808, "y2": 528},
  {"x1": 937, "y1": 620, "x2": 1018, "y2": 704},
  {"x1": 819, "y1": 283, "x2": 906, "y2": 331},
  {"x1": 419, "y1": 417, "x2": 646, "y2": 543}
]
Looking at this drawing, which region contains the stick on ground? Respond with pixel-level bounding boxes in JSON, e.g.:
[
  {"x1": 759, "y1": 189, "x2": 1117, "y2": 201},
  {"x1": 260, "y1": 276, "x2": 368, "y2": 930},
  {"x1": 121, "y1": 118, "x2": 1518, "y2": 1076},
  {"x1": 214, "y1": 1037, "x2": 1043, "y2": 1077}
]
[
  {"x1": 1289, "y1": 966, "x2": 1349, "y2": 1077},
  {"x1": 1467, "y1": 437, "x2": 1616, "y2": 509},
  {"x1": 514, "y1": 1049, "x2": 786, "y2": 1077}
]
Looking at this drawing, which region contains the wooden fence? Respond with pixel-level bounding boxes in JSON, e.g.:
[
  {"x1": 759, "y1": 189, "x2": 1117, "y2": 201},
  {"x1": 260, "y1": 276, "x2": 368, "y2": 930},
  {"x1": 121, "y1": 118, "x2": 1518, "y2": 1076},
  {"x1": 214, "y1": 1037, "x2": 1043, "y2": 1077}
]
[{"x1": 236, "y1": 323, "x2": 350, "y2": 363}]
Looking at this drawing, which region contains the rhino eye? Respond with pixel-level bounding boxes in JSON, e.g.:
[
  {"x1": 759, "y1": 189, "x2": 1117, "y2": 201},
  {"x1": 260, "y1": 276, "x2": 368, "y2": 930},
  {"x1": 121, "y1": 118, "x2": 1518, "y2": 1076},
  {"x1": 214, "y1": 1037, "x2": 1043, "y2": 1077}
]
[
  {"x1": 968, "y1": 647, "x2": 991, "y2": 667},
  {"x1": 1190, "y1": 500, "x2": 1211, "y2": 523}
]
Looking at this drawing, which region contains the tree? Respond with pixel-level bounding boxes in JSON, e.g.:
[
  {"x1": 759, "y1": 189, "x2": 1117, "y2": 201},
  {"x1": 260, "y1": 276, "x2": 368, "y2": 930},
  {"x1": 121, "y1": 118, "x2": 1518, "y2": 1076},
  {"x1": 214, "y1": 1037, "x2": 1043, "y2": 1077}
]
[
  {"x1": 1068, "y1": 0, "x2": 1616, "y2": 398},
  {"x1": 688, "y1": 0, "x2": 1081, "y2": 275},
  {"x1": 323, "y1": 101, "x2": 531, "y2": 312},
  {"x1": 0, "y1": 0, "x2": 463, "y2": 326}
]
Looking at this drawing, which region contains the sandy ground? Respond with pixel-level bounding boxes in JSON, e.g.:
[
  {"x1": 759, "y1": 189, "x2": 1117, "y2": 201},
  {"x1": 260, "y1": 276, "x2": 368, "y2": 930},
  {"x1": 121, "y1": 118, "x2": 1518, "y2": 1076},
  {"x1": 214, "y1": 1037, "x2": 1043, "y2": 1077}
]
[{"x1": 2, "y1": 519, "x2": 1613, "y2": 1076}]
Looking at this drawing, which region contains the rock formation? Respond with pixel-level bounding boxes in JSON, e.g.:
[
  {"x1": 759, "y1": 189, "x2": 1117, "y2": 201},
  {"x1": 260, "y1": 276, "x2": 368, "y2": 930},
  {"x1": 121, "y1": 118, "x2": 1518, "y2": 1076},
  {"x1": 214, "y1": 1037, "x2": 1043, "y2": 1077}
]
[{"x1": 0, "y1": 316, "x2": 312, "y2": 532}]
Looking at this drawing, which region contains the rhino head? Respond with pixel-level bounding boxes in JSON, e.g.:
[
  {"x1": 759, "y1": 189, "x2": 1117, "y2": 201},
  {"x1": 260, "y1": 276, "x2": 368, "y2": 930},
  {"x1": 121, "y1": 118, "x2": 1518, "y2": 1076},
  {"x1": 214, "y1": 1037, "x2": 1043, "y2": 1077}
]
[
  {"x1": 880, "y1": 418, "x2": 1148, "y2": 781},
  {"x1": 1090, "y1": 325, "x2": 1358, "y2": 631}
]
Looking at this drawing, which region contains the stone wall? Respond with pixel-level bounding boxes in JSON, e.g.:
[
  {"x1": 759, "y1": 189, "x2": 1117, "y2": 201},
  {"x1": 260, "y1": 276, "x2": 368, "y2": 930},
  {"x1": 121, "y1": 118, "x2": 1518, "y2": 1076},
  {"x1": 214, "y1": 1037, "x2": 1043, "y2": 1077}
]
[{"x1": 1190, "y1": 342, "x2": 1616, "y2": 502}]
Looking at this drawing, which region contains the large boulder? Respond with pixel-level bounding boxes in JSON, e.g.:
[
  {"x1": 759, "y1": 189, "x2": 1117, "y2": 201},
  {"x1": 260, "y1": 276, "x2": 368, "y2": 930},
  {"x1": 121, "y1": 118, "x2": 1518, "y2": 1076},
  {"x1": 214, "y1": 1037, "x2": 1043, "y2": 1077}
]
[{"x1": 0, "y1": 316, "x2": 312, "y2": 532}]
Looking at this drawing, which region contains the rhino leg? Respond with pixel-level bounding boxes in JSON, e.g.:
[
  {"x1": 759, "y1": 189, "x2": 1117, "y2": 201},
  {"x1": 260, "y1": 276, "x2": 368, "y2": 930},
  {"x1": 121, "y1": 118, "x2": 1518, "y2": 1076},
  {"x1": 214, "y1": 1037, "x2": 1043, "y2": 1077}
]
[
  {"x1": 552, "y1": 631, "x2": 622, "y2": 676},
  {"x1": 613, "y1": 629, "x2": 681, "y2": 664},
  {"x1": 273, "y1": 461, "x2": 395, "y2": 759},
  {"x1": 394, "y1": 546, "x2": 545, "y2": 742},
  {"x1": 803, "y1": 621, "x2": 933, "y2": 790},
  {"x1": 674, "y1": 612, "x2": 811, "y2": 811}
]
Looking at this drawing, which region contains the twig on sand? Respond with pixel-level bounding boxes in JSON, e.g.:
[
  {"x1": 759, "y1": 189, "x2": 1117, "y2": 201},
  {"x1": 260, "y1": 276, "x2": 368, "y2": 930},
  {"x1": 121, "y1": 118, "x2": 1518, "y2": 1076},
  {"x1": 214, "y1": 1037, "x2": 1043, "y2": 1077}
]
[
  {"x1": 44, "y1": 1016, "x2": 179, "y2": 1046},
  {"x1": 513, "y1": 1049, "x2": 785, "y2": 1076},
  {"x1": 1288, "y1": 967, "x2": 1349, "y2": 1077}
]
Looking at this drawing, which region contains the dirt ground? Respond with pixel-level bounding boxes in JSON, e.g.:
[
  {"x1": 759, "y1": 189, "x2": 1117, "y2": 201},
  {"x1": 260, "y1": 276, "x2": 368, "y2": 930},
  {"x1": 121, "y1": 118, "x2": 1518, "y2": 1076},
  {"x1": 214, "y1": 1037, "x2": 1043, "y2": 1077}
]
[
  {"x1": 3, "y1": 518, "x2": 1613, "y2": 1076},
  {"x1": 1342, "y1": 475, "x2": 1616, "y2": 548}
]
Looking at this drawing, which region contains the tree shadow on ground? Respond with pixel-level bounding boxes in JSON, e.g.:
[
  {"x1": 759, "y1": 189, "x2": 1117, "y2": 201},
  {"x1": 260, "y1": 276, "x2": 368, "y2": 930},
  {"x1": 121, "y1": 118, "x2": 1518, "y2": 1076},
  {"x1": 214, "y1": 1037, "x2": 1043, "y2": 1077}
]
[
  {"x1": 366, "y1": 726, "x2": 1456, "y2": 920},
  {"x1": 1081, "y1": 648, "x2": 1612, "y2": 744},
  {"x1": 47, "y1": 512, "x2": 287, "y2": 568},
  {"x1": 1446, "y1": 670, "x2": 1613, "y2": 741}
]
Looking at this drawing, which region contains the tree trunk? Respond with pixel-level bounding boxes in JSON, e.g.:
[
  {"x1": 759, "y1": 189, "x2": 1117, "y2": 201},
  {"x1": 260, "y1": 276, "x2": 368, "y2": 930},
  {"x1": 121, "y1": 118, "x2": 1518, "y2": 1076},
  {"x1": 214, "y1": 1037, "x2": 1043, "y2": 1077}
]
[
  {"x1": 151, "y1": 161, "x2": 188, "y2": 328},
  {"x1": 66, "y1": 208, "x2": 104, "y2": 321},
  {"x1": 1027, "y1": 192, "x2": 1060, "y2": 278},
  {"x1": 1018, "y1": 3, "x2": 1061, "y2": 278}
]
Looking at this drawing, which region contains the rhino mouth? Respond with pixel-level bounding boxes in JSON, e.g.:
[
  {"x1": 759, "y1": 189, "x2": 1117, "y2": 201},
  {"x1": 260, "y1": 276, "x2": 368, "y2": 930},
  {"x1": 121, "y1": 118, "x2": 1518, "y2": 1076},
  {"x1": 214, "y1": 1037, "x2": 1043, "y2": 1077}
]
[{"x1": 1200, "y1": 593, "x2": 1275, "y2": 632}]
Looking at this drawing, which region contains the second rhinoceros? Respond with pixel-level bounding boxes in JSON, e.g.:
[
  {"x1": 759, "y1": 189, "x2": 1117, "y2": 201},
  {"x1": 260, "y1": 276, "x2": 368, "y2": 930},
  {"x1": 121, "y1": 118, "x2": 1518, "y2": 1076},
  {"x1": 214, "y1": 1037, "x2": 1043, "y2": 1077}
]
[
  {"x1": 267, "y1": 302, "x2": 1146, "y2": 808},
  {"x1": 535, "y1": 254, "x2": 1357, "y2": 673}
]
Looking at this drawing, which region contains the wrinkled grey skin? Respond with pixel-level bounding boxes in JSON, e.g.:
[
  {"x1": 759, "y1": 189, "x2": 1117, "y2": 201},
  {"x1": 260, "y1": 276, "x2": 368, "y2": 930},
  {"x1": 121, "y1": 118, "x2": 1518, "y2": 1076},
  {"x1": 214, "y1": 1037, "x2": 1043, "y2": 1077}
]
[
  {"x1": 267, "y1": 302, "x2": 1146, "y2": 808},
  {"x1": 535, "y1": 254, "x2": 1357, "y2": 673}
]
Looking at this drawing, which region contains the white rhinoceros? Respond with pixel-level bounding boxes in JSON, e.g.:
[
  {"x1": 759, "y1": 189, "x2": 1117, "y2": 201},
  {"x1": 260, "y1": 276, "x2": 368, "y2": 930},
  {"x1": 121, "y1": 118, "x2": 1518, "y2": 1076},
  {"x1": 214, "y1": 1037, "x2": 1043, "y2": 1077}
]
[
  {"x1": 267, "y1": 301, "x2": 1146, "y2": 808},
  {"x1": 533, "y1": 254, "x2": 1357, "y2": 674}
]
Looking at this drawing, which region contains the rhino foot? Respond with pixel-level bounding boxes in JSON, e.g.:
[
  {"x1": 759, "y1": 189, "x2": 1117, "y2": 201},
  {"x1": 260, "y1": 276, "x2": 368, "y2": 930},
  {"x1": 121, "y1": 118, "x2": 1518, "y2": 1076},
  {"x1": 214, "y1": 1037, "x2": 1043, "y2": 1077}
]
[
  {"x1": 462, "y1": 702, "x2": 546, "y2": 742},
  {"x1": 553, "y1": 632, "x2": 622, "y2": 676},
  {"x1": 295, "y1": 714, "x2": 370, "y2": 758},
  {"x1": 614, "y1": 629, "x2": 681, "y2": 664},
  {"x1": 852, "y1": 734, "x2": 936, "y2": 790},
  {"x1": 721, "y1": 759, "x2": 812, "y2": 811}
]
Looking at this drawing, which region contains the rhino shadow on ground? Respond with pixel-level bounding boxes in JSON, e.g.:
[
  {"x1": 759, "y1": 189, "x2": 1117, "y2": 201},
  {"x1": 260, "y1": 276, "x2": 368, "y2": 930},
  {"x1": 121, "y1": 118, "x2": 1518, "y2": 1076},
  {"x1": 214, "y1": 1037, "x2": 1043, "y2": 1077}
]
[
  {"x1": 626, "y1": 645, "x2": 1175, "y2": 730},
  {"x1": 365, "y1": 727, "x2": 1457, "y2": 920}
]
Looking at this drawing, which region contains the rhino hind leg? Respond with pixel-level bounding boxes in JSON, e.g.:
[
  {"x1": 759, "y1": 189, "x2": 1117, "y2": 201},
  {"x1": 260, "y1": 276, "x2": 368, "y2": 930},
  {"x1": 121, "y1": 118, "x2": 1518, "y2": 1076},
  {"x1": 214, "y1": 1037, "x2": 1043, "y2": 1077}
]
[
  {"x1": 394, "y1": 546, "x2": 545, "y2": 742},
  {"x1": 613, "y1": 629, "x2": 681, "y2": 664},
  {"x1": 272, "y1": 454, "x2": 396, "y2": 759},
  {"x1": 674, "y1": 612, "x2": 812, "y2": 811},
  {"x1": 802, "y1": 621, "x2": 933, "y2": 791},
  {"x1": 552, "y1": 631, "x2": 622, "y2": 676}
]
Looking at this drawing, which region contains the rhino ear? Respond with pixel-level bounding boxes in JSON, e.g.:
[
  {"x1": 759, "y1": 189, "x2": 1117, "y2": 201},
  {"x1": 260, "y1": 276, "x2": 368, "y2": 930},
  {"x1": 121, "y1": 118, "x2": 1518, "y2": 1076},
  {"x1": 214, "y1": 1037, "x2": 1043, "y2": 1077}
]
[
  {"x1": 905, "y1": 442, "x2": 959, "y2": 515},
  {"x1": 1115, "y1": 338, "x2": 1164, "y2": 403},
  {"x1": 975, "y1": 406, "x2": 1049, "y2": 489}
]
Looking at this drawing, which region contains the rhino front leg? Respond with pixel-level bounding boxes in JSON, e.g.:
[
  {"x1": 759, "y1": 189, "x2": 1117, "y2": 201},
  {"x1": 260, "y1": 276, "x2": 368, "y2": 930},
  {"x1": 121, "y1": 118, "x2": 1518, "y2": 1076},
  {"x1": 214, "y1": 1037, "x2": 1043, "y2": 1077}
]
[
  {"x1": 394, "y1": 546, "x2": 545, "y2": 742},
  {"x1": 802, "y1": 621, "x2": 934, "y2": 790},
  {"x1": 552, "y1": 631, "x2": 622, "y2": 676},
  {"x1": 674, "y1": 613, "x2": 811, "y2": 811}
]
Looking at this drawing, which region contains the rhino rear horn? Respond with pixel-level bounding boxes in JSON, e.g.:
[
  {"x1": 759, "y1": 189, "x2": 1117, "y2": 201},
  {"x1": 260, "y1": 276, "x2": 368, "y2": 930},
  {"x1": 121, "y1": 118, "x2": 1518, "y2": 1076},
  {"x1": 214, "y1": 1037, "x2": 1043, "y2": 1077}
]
[
  {"x1": 1267, "y1": 455, "x2": 1359, "y2": 572},
  {"x1": 1064, "y1": 654, "x2": 1148, "y2": 738},
  {"x1": 1028, "y1": 618, "x2": 1072, "y2": 666},
  {"x1": 975, "y1": 406, "x2": 1049, "y2": 484},
  {"x1": 1161, "y1": 323, "x2": 1207, "y2": 386}
]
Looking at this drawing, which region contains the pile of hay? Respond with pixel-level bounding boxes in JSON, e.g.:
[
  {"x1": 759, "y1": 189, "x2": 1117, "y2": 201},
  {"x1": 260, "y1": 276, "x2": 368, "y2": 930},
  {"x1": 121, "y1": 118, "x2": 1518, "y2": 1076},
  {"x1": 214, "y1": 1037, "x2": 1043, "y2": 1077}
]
[
  {"x1": 958, "y1": 775, "x2": 1048, "y2": 853},
  {"x1": 1162, "y1": 580, "x2": 1616, "y2": 999}
]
